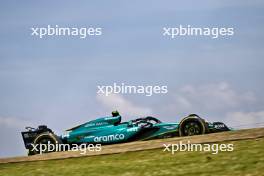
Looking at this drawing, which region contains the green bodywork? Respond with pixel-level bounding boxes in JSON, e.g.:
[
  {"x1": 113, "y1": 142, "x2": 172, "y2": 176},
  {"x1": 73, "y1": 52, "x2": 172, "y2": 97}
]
[{"x1": 61, "y1": 116, "x2": 180, "y2": 144}]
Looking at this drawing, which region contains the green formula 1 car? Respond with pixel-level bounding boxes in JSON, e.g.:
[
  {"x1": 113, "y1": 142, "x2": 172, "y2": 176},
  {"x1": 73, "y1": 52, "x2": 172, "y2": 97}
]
[{"x1": 21, "y1": 112, "x2": 230, "y2": 155}]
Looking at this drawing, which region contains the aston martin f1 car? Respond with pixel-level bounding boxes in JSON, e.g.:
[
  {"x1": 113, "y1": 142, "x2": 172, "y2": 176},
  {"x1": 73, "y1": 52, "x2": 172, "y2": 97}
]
[{"x1": 21, "y1": 113, "x2": 230, "y2": 155}]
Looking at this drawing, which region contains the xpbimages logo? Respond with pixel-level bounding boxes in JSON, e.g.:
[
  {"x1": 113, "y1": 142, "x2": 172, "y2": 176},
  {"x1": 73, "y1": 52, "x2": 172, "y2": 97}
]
[
  {"x1": 163, "y1": 25, "x2": 234, "y2": 39},
  {"x1": 30, "y1": 142, "x2": 102, "y2": 155},
  {"x1": 97, "y1": 83, "x2": 168, "y2": 96},
  {"x1": 30, "y1": 25, "x2": 102, "y2": 39},
  {"x1": 163, "y1": 141, "x2": 234, "y2": 155}
]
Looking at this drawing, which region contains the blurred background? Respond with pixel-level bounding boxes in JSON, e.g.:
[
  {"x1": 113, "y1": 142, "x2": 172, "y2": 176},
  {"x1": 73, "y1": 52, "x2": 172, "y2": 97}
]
[{"x1": 0, "y1": 0, "x2": 264, "y2": 157}]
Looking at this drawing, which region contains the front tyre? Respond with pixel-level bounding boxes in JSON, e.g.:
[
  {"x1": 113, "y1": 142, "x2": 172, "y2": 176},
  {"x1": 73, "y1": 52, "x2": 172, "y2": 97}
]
[{"x1": 179, "y1": 114, "x2": 207, "y2": 136}]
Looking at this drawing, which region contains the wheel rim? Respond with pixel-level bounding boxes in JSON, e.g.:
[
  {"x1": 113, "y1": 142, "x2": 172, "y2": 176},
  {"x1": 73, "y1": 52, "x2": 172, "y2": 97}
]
[{"x1": 184, "y1": 122, "x2": 201, "y2": 136}]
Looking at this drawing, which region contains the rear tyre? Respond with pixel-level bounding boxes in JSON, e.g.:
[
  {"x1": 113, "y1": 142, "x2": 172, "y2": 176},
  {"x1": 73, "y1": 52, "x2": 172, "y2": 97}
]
[
  {"x1": 179, "y1": 115, "x2": 207, "y2": 136},
  {"x1": 30, "y1": 132, "x2": 62, "y2": 155}
]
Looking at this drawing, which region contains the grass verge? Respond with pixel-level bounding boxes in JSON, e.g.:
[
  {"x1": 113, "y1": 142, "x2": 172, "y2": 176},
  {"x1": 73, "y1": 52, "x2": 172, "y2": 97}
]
[{"x1": 0, "y1": 138, "x2": 264, "y2": 176}]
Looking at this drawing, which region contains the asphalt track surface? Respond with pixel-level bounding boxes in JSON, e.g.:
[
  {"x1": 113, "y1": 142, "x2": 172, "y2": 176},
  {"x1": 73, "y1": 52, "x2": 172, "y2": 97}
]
[{"x1": 1, "y1": 127, "x2": 264, "y2": 164}]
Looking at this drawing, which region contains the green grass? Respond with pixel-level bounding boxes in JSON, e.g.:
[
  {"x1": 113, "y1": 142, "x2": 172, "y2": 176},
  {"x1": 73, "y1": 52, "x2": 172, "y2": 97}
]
[{"x1": 1, "y1": 138, "x2": 264, "y2": 176}]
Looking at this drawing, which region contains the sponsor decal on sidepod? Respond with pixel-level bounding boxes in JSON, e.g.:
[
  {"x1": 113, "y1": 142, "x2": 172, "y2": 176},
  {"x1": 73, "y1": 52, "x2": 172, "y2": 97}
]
[{"x1": 94, "y1": 134, "x2": 125, "y2": 142}]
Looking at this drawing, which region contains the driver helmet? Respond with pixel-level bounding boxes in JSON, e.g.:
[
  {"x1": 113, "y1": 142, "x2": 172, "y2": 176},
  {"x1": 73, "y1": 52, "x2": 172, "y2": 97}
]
[{"x1": 112, "y1": 110, "x2": 120, "y2": 117}]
